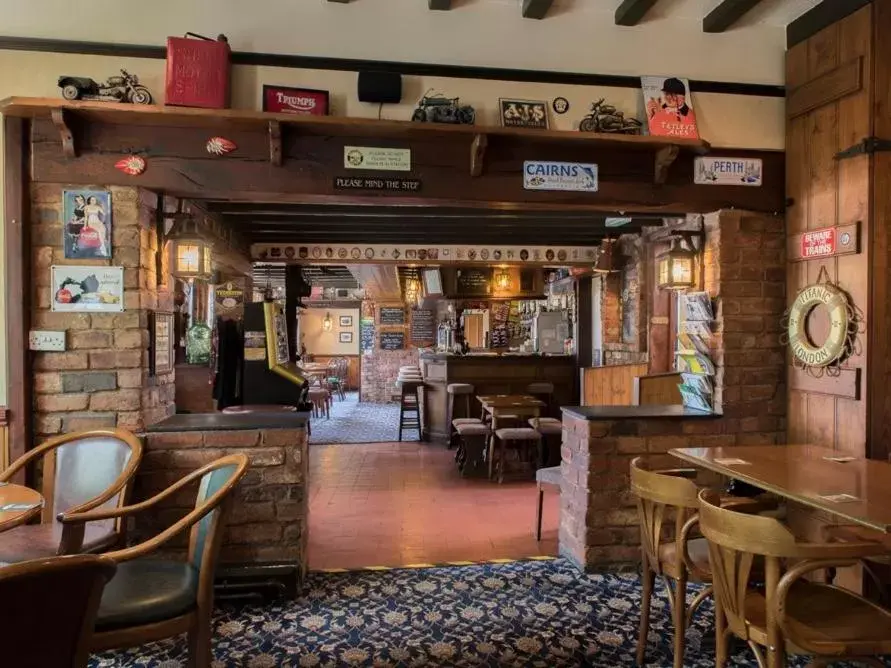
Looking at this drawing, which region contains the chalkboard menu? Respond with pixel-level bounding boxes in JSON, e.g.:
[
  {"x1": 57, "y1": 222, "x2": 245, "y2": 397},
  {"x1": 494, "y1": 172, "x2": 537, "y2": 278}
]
[
  {"x1": 380, "y1": 331, "x2": 405, "y2": 350},
  {"x1": 360, "y1": 318, "x2": 375, "y2": 352},
  {"x1": 410, "y1": 309, "x2": 435, "y2": 345},
  {"x1": 379, "y1": 307, "x2": 406, "y2": 325},
  {"x1": 456, "y1": 268, "x2": 492, "y2": 296}
]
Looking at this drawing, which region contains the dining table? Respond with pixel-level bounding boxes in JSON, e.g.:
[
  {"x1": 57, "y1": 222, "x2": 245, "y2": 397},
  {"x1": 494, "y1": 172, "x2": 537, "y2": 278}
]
[
  {"x1": 0, "y1": 482, "x2": 44, "y2": 532},
  {"x1": 300, "y1": 362, "x2": 332, "y2": 387},
  {"x1": 477, "y1": 394, "x2": 545, "y2": 479},
  {"x1": 670, "y1": 444, "x2": 891, "y2": 533}
]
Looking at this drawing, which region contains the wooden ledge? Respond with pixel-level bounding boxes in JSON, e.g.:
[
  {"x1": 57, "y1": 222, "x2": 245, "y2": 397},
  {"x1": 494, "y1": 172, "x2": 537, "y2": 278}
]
[{"x1": 0, "y1": 96, "x2": 711, "y2": 156}]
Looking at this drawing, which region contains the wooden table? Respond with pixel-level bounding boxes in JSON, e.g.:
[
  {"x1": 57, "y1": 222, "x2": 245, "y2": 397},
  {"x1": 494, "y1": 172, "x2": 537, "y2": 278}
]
[
  {"x1": 670, "y1": 445, "x2": 891, "y2": 533},
  {"x1": 300, "y1": 363, "x2": 331, "y2": 387},
  {"x1": 0, "y1": 483, "x2": 44, "y2": 532},
  {"x1": 478, "y1": 395, "x2": 545, "y2": 479}
]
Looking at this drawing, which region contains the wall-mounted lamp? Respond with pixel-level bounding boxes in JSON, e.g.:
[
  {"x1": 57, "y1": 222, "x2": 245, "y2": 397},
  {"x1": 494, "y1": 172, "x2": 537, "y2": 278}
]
[
  {"x1": 494, "y1": 268, "x2": 512, "y2": 291},
  {"x1": 167, "y1": 217, "x2": 214, "y2": 282},
  {"x1": 404, "y1": 277, "x2": 420, "y2": 305},
  {"x1": 656, "y1": 230, "x2": 703, "y2": 291},
  {"x1": 322, "y1": 312, "x2": 333, "y2": 332}
]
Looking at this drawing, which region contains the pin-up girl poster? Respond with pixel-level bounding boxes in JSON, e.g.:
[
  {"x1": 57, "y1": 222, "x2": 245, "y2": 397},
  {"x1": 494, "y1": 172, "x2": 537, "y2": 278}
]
[{"x1": 63, "y1": 189, "x2": 112, "y2": 259}]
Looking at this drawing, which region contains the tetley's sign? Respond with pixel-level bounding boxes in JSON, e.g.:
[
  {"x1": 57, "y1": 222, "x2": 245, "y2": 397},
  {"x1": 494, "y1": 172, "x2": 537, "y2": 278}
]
[{"x1": 523, "y1": 161, "x2": 598, "y2": 192}]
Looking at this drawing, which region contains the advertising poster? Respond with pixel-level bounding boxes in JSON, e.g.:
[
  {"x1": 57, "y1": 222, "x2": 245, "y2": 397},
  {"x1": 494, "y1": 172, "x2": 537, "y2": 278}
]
[
  {"x1": 51, "y1": 265, "x2": 124, "y2": 312},
  {"x1": 63, "y1": 189, "x2": 112, "y2": 259},
  {"x1": 641, "y1": 76, "x2": 699, "y2": 139}
]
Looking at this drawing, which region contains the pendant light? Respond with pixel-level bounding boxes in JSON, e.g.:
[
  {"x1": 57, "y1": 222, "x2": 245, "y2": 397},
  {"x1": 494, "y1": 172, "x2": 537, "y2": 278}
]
[{"x1": 322, "y1": 312, "x2": 333, "y2": 332}]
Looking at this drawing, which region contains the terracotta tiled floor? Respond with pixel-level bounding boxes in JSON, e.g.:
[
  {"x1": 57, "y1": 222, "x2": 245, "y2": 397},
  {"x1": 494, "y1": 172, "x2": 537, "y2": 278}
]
[{"x1": 307, "y1": 442, "x2": 559, "y2": 570}]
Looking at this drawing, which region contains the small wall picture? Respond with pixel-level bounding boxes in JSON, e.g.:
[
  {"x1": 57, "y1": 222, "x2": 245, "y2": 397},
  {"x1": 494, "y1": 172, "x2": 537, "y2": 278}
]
[
  {"x1": 339, "y1": 331, "x2": 353, "y2": 344},
  {"x1": 339, "y1": 315, "x2": 353, "y2": 327},
  {"x1": 51, "y1": 265, "x2": 124, "y2": 312},
  {"x1": 499, "y1": 99, "x2": 549, "y2": 129},
  {"x1": 63, "y1": 189, "x2": 112, "y2": 259}
]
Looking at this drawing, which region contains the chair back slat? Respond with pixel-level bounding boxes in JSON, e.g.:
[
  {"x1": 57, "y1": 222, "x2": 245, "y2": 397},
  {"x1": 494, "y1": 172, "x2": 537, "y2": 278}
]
[{"x1": 189, "y1": 462, "x2": 243, "y2": 572}]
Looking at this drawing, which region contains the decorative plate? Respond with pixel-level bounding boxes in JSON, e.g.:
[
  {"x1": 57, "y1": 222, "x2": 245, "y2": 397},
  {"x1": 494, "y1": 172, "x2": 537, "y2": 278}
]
[
  {"x1": 557, "y1": 250, "x2": 567, "y2": 261},
  {"x1": 312, "y1": 247, "x2": 322, "y2": 259},
  {"x1": 351, "y1": 248, "x2": 361, "y2": 259},
  {"x1": 480, "y1": 249, "x2": 489, "y2": 260},
  {"x1": 365, "y1": 248, "x2": 374, "y2": 259},
  {"x1": 206, "y1": 137, "x2": 236, "y2": 155},
  {"x1": 338, "y1": 248, "x2": 348, "y2": 259},
  {"x1": 115, "y1": 155, "x2": 146, "y2": 176}
]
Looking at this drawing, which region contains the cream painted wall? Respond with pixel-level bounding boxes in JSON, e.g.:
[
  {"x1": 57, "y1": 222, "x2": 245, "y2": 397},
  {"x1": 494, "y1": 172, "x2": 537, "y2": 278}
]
[
  {"x1": 0, "y1": 121, "x2": 5, "y2": 406},
  {"x1": 300, "y1": 308, "x2": 360, "y2": 356}
]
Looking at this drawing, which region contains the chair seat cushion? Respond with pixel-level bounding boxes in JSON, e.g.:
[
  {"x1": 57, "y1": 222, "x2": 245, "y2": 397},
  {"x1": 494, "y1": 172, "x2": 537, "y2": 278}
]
[
  {"x1": 536, "y1": 466, "x2": 562, "y2": 486},
  {"x1": 529, "y1": 418, "x2": 563, "y2": 435},
  {"x1": 447, "y1": 383, "x2": 474, "y2": 395},
  {"x1": 657, "y1": 537, "x2": 711, "y2": 579},
  {"x1": 0, "y1": 522, "x2": 117, "y2": 563},
  {"x1": 456, "y1": 423, "x2": 491, "y2": 436},
  {"x1": 452, "y1": 418, "x2": 482, "y2": 427},
  {"x1": 495, "y1": 427, "x2": 541, "y2": 441},
  {"x1": 95, "y1": 559, "x2": 198, "y2": 631}
]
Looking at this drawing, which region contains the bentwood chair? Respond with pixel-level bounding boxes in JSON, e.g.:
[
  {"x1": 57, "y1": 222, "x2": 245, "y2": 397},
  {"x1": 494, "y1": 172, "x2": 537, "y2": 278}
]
[
  {"x1": 630, "y1": 457, "x2": 713, "y2": 668},
  {"x1": 0, "y1": 429, "x2": 143, "y2": 563},
  {"x1": 0, "y1": 554, "x2": 117, "y2": 668},
  {"x1": 58, "y1": 454, "x2": 249, "y2": 667},
  {"x1": 698, "y1": 489, "x2": 891, "y2": 668}
]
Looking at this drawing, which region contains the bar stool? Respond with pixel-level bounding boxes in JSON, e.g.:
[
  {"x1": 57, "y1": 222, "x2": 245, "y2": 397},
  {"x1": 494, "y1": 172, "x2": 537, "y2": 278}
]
[
  {"x1": 307, "y1": 388, "x2": 331, "y2": 419},
  {"x1": 455, "y1": 422, "x2": 490, "y2": 478},
  {"x1": 446, "y1": 383, "x2": 475, "y2": 448},
  {"x1": 492, "y1": 427, "x2": 541, "y2": 483},
  {"x1": 526, "y1": 382, "x2": 555, "y2": 417},
  {"x1": 534, "y1": 465, "x2": 561, "y2": 540},
  {"x1": 398, "y1": 380, "x2": 424, "y2": 442},
  {"x1": 529, "y1": 417, "x2": 562, "y2": 467}
]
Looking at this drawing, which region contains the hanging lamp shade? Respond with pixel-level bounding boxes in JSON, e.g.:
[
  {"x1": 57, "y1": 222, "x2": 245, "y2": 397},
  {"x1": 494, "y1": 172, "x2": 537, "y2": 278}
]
[{"x1": 494, "y1": 267, "x2": 512, "y2": 291}]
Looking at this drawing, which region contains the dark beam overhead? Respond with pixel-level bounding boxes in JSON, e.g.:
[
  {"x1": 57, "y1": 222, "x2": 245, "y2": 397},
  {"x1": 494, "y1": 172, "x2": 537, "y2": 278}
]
[
  {"x1": 786, "y1": 0, "x2": 872, "y2": 49},
  {"x1": 615, "y1": 0, "x2": 661, "y2": 26},
  {"x1": 428, "y1": 0, "x2": 451, "y2": 8},
  {"x1": 522, "y1": 0, "x2": 553, "y2": 19},
  {"x1": 702, "y1": 0, "x2": 766, "y2": 33}
]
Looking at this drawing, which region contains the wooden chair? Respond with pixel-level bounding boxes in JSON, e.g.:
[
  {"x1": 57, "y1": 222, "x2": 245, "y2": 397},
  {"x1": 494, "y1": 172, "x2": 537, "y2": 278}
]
[
  {"x1": 0, "y1": 554, "x2": 117, "y2": 668},
  {"x1": 0, "y1": 429, "x2": 143, "y2": 563},
  {"x1": 698, "y1": 489, "x2": 891, "y2": 668},
  {"x1": 630, "y1": 456, "x2": 713, "y2": 668},
  {"x1": 57, "y1": 454, "x2": 249, "y2": 667}
]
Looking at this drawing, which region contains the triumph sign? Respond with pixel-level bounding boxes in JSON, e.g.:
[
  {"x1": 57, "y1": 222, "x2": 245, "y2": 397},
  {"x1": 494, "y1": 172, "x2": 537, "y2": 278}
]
[
  {"x1": 262, "y1": 85, "x2": 329, "y2": 116},
  {"x1": 523, "y1": 161, "x2": 598, "y2": 192}
]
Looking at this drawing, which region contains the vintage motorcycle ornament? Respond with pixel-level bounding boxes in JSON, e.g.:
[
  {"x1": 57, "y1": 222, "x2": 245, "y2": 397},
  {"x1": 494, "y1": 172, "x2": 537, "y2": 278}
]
[
  {"x1": 578, "y1": 98, "x2": 642, "y2": 135},
  {"x1": 115, "y1": 155, "x2": 146, "y2": 176},
  {"x1": 206, "y1": 137, "x2": 237, "y2": 156},
  {"x1": 58, "y1": 69, "x2": 152, "y2": 105},
  {"x1": 411, "y1": 91, "x2": 475, "y2": 125}
]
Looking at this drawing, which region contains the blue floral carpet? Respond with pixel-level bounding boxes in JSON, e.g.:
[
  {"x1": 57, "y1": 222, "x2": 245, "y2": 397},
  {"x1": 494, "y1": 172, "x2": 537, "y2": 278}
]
[
  {"x1": 310, "y1": 392, "x2": 411, "y2": 445},
  {"x1": 86, "y1": 558, "x2": 867, "y2": 667}
]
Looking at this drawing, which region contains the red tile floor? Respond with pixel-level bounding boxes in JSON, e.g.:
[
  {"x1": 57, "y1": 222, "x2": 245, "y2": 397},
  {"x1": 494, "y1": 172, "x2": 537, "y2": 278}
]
[{"x1": 307, "y1": 442, "x2": 560, "y2": 570}]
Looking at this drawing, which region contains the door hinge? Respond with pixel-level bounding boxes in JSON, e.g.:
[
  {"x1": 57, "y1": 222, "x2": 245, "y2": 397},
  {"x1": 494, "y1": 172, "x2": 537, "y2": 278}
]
[{"x1": 835, "y1": 137, "x2": 891, "y2": 160}]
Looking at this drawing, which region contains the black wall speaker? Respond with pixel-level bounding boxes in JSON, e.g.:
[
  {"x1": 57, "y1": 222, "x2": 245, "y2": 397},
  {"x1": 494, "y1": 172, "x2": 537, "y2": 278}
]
[{"x1": 358, "y1": 71, "x2": 402, "y2": 104}]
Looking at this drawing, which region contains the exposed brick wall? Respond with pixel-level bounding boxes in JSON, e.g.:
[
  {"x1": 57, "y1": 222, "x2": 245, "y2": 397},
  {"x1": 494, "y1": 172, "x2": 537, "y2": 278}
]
[
  {"x1": 360, "y1": 300, "x2": 420, "y2": 403},
  {"x1": 603, "y1": 236, "x2": 648, "y2": 366},
  {"x1": 30, "y1": 185, "x2": 175, "y2": 438},
  {"x1": 136, "y1": 426, "x2": 308, "y2": 578},
  {"x1": 560, "y1": 210, "x2": 786, "y2": 570}
]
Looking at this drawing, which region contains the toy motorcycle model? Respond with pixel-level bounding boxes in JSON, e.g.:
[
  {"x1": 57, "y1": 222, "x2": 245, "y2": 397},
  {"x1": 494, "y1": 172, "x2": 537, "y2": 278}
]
[
  {"x1": 58, "y1": 69, "x2": 153, "y2": 105},
  {"x1": 578, "y1": 98, "x2": 642, "y2": 135},
  {"x1": 411, "y1": 93, "x2": 475, "y2": 125}
]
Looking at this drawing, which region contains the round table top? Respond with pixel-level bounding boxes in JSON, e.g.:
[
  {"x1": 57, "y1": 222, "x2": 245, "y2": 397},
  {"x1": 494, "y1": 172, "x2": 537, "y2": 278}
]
[{"x1": 0, "y1": 483, "x2": 44, "y2": 532}]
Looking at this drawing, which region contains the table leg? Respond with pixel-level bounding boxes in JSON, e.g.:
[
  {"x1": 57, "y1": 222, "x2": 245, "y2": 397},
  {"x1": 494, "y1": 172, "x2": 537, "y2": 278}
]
[{"x1": 487, "y1": 415, "x2": 498, "y2": 479}]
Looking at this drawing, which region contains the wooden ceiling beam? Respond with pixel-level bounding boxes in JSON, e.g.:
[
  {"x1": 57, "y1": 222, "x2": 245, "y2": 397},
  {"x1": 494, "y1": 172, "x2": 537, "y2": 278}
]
[
  {"x1": 702, "y1": 0, "x2": 766, "y2": 33},
  {"x1": 428, "y1": 0, "x2": 451, "y2": 9},
  {"x1": 615, "y1": 0, "x2": 660, "y2": 26},
  {"x1": 522, "y1": 0, "x2": 553, "y2": 20}
]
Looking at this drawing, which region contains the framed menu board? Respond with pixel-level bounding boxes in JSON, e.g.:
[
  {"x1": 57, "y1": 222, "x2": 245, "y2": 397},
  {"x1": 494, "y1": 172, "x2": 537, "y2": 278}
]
[
  {"x1": 456, "y1": 268, "x2": 492, "y2": 296},
  {"x1": 410, "y1": 309, "x2": 435, "y2": 345},
  {"x1": 379, "y1": 307, "x2": 406, "y2": 325},
  {"x1": 149, "y1": 311, "x2": 174, "y2": 376},
  {"x1": 380, "y1": 331, "x2": 405, "y2": 350}
]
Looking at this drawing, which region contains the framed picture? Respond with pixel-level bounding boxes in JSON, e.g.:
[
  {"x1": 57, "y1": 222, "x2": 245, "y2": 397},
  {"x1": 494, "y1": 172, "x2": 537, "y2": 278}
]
[
  {"x1": 63, "y1": 189, "x2": 112, "y2": 259},
  {"x1": 339, "y1": 315, "x2": 353, "y2": 327},
  {"x1": 51, "y1": 265, "x2": 124, "y2": 312},
  {"x1": 499, "y1": 99, "x2": 549, "y2": 129},
  {"x1": 262, "y1": 85, "x2": 330, "y2": 116},
  {"x1": 149, "y1": 311, "x2": 174, "y2": 376},
  {"x1": 339, "y1": 331, "x2": 353, "y2": 344}
]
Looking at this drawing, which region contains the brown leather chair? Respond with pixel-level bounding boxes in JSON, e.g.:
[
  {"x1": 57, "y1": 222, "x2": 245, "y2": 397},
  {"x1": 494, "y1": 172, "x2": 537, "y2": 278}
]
[
  {"x1": 0, "y1": 554, "x2": 117, "y2": 668},
  {"x1": 0, "y1": 429, "x2": 143, "y2": 563},
  {"x1": 699, "y1": 489, "x2": 891, "y2": 668},
  {"x1": 58, "y1": 454, "x2": 249, "y2": 666}
]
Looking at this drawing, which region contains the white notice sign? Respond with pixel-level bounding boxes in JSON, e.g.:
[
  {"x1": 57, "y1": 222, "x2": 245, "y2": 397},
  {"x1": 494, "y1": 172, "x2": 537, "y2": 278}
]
[
  {"x1": 523, "y1": 161, "x2": 598, "y2": 192},
  {"x1": 344, "y1": 146, "x2": 411, "y2": 171},
  {"x1": 694, "y1": 157, "x2": 762, "y2": 186}
]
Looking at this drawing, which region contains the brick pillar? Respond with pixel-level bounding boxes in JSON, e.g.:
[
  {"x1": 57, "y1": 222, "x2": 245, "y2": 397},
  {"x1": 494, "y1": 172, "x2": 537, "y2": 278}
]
[
  {"x1": 359, "y1": 300, "x2": 420, "y2": 403},
  {"x1": 560, "y1": 209, "x2": 787, "y2": 571},
  {"x1": 31, "y1": 185, "x2": 175, "y2": 438}
]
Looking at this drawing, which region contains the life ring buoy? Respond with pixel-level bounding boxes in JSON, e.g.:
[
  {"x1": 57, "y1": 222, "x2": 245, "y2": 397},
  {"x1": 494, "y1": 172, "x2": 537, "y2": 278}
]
[{"x1": 787, "y1": 283, "x2": 849, "y2": 368}]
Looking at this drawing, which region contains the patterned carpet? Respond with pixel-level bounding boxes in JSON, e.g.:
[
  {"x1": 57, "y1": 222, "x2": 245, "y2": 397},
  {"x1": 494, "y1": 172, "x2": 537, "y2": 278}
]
[
  {"x1": 87, "y1": 558, "x2": 845, "y2": 668},
  {"x1": 309, "y1": 392, "x2": 413, "y2": 445}
]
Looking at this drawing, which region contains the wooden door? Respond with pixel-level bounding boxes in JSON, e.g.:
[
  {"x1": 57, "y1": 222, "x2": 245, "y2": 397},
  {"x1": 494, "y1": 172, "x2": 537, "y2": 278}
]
[{"x1": 786, "y1": 5, "x2": 872, "y2": 456}]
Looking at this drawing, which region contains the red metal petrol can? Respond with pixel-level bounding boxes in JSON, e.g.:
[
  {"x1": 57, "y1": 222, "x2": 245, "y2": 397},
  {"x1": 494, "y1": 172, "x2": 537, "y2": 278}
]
[{"x1": 165, "y1": 32, "x2": 231, "y2": 109}]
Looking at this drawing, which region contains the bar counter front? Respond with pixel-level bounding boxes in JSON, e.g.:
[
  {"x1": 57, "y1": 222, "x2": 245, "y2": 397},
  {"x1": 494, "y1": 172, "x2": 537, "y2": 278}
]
[{"x1": 420, "y1": 352, "x2": 576, "y2": 442}]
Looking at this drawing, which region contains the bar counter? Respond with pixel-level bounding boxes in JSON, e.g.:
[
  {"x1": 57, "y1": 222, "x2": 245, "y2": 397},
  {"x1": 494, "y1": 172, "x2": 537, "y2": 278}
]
[
  {"x1": 561, "y1": 405, "x2": 719, "y2": 420},
  {"x1": 419, "y1": 352, "x2": 576, "y2": 443},
  {"x1": 136, "y1": 411, "x2": 311, "y2": 585}
]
